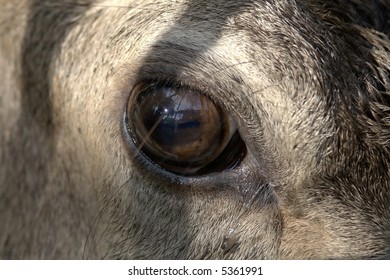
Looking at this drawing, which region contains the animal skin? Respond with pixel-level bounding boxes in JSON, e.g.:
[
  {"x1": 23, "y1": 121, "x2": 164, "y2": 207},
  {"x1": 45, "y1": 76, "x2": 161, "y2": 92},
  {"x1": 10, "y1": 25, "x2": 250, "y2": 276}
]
[{"x1": 0, "y1": 0, "x2": 390, "y2": 259}]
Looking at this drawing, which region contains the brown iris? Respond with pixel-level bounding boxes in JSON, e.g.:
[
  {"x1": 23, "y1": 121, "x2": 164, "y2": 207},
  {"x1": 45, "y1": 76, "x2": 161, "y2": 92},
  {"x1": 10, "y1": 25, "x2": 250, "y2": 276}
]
[{"x1": 126, "y1": 83, "x2": 246, "y2": 175}]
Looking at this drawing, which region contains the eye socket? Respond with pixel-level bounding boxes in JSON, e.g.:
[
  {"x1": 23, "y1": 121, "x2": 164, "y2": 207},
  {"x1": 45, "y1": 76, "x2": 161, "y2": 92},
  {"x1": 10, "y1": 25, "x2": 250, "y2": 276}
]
[{"x1": 125, "y1": 82, "x2": 246, "y2": 176}]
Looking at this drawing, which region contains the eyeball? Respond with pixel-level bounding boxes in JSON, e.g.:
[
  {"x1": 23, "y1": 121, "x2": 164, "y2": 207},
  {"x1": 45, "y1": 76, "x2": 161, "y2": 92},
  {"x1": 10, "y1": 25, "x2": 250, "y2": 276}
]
[{"x1": 125, "y1": 82, "x2": 246, "y2": 176}]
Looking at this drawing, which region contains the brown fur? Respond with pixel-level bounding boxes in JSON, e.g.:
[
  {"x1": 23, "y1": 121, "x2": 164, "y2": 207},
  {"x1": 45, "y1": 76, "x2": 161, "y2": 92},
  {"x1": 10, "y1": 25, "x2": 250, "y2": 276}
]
[{"x1": 0, "y1": 0, "x2": 390, "y2": 259}]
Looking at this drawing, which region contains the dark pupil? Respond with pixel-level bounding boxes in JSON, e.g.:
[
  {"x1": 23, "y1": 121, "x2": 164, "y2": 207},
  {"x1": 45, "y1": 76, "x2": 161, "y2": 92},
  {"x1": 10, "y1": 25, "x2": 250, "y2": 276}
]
[
  {"x1": 131, "y1": 85, "x2": 228, "y2": 173},
  {"x1": 141, "y1": 89, "x2": 206, "y2": 148}
]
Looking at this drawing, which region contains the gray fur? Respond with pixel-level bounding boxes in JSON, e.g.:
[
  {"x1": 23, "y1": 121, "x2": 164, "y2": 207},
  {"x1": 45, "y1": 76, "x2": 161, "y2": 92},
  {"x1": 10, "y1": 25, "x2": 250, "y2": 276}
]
[{"x1": 0, "y1": 0, "x2": 389, "y2": 259}]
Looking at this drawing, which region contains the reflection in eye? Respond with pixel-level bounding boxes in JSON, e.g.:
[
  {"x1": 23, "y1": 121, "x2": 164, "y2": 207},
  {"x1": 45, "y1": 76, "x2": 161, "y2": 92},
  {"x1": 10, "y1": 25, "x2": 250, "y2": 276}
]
[{"x1": 126, "y1": 83, "x2": 246, "y2": 176}]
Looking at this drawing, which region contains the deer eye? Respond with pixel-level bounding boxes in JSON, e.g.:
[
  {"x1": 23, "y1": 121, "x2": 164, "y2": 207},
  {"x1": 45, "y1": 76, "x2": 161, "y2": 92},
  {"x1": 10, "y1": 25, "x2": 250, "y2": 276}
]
[{"x1": 125, "y1": 83, "x2": 246, "y2": 176}]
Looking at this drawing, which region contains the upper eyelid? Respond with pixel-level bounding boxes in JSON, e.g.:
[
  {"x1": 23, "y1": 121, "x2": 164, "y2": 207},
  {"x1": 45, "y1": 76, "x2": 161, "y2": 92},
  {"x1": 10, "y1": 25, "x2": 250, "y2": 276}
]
[{"x1": 132, "y1": 66, "x2": 243, "y2": 113}]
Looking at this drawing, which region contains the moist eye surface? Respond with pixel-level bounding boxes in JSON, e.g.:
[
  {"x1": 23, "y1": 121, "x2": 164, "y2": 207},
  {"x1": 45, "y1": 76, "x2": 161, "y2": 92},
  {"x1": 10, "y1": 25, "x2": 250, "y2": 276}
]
[{"x1": 126, "y1": 82, "x2": 246, "y2": 176}]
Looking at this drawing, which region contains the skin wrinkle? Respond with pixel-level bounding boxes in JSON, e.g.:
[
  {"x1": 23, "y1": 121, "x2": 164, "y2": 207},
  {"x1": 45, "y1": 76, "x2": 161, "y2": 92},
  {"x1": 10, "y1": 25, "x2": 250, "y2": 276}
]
[{"x1": 0, "y1": 0, "x2": 390, "y2": 259}]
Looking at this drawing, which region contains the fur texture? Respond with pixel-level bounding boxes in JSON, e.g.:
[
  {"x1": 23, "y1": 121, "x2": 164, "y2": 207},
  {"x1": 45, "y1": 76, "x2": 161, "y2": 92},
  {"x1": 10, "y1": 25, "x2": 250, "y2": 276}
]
[{"x1": 0, "y1": 0, "x2": 389, "y2": 259}]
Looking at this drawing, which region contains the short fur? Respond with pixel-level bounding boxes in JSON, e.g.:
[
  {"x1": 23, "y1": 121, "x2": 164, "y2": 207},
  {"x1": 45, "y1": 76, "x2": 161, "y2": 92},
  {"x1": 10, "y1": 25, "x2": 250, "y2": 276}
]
[{"x1": 0, "y1": 0, "x2": 389, "y2": 259}]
